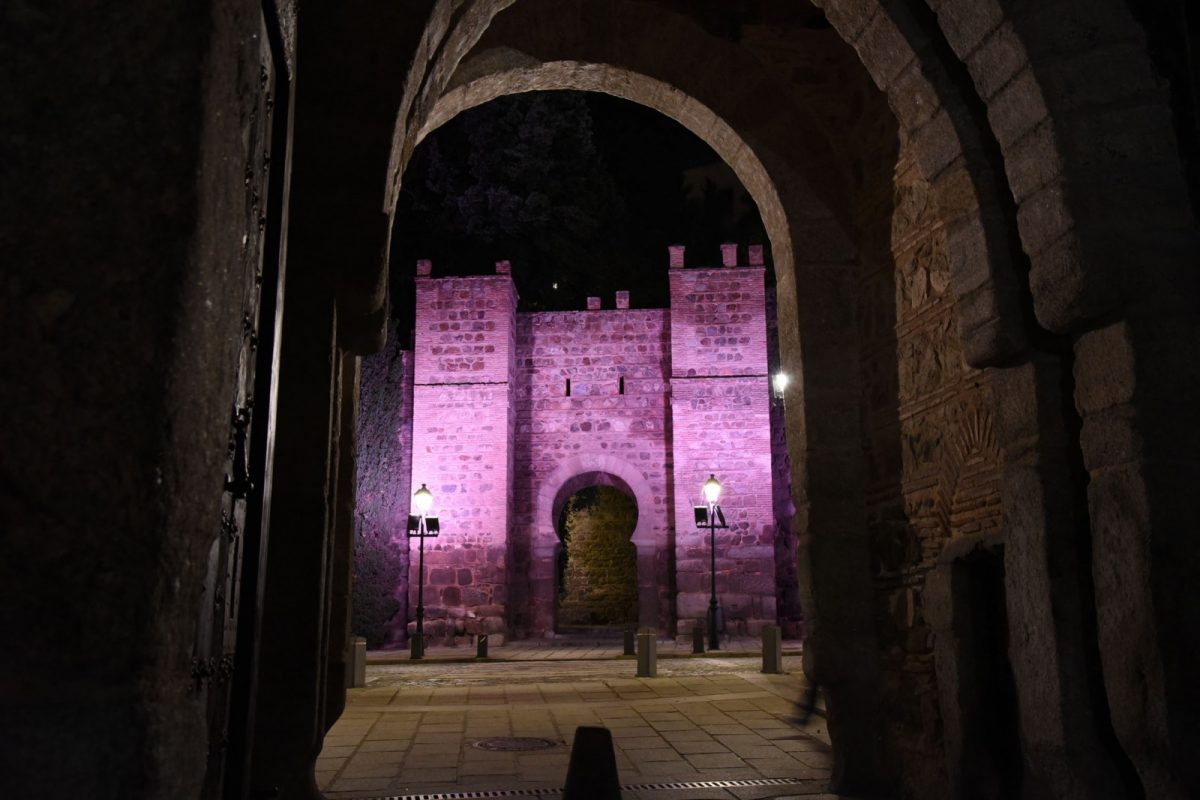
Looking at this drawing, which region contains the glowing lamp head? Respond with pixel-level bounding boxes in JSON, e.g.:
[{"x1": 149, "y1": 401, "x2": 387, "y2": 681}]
[
  {"x1": 772, "y1": 372, "x2": 790, "y2": 397},
  {"x1": 702, "y1": 474, "x2": 722, "y2": 506},
  {"x1": 413, "y1": 483, "x2": 434, "y2": 515}
]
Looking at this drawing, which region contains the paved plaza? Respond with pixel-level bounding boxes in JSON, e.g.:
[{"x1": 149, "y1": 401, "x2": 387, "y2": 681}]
[{"x1": 318, "y1": 642, "x2": 836, "y2": 799}]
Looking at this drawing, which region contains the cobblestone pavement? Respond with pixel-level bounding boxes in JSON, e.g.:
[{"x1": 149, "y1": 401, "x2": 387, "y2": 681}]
[{"x1": 318, "y1": 655, "x2": 836, "y2": 800}]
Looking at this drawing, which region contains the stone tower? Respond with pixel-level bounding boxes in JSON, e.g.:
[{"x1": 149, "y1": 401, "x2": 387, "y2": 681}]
[
  {"x1": 409, "y1": 259, "x2": 518, "y2": 642},
  {"x1": 668, "y1": 243, "x2": 776, "y2": 638}
]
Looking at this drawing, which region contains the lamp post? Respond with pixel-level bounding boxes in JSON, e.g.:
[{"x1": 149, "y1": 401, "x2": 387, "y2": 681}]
[
  {"x1": 406, "y1": 483, "x2": 439, "y2": 659},
  {"x1": 694, "y1": 474, "x2": 728, "y2": 651}
]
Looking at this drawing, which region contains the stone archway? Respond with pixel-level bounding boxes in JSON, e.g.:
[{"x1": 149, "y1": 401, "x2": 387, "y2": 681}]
[
  {"x1": 393, "y1": 32, "x2": 887, "y2": 786},
  {"x1": 536, "y1": 457, "x2": 664, "y2": 634},
  {"x1": 552, "y1": 477, "x2": 640, "y2": 631}
]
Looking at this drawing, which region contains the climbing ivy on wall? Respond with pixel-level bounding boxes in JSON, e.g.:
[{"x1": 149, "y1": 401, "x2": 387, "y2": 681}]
[{"x1": 558, "y1": 486, "x2": 638, "y2": 627}]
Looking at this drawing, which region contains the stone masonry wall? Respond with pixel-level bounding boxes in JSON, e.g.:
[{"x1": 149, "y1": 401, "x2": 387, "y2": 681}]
[
  {"x1": 395, "y1": 246, "x2": 782, "y2": 642},
  {"x1": 766, "y1": 288, "x2": 803, "y2": 637},
  {"x1": 511, "y1": 305, "x2": 673, "y2": 635},
  {"x1": 669, "y1": 249, "x2": 776, "y2": 639},
  {"x1": 410, "y1": 271, "x2": 518, "y2": 643},
  {"x1": 354, "y1": 341, "x2": 413, "y2": 646},
  {"x1": 858, "y1": 143, "x2": 1004, "y2": 794}
]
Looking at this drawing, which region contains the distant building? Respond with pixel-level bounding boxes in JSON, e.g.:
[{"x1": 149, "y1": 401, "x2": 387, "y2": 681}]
[{"x1": 372, "y1": 244, "x2": 799, "y2": 644}]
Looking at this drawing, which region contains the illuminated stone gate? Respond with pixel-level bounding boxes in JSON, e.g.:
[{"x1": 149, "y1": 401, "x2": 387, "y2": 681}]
[{"x1": 400, "y1": 243, "x2": 795, "y2": 643}]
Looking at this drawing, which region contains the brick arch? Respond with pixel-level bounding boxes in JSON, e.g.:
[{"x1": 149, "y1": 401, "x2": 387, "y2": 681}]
[
  {"x1": 398, "y1": 27, "x2": 888, "y2": 789},
  {"x1": 549, "y1": 472, "x2": 637, "y2": 543},
  {"x1": 815, "y1": 2, "x2": 1200, "y2": 796},
  {"x1": 814, "y1": 0, "x2": 1196, "y2": 330},
  {"x1": 534, "y1": 457, "x2": 662, "y2": 633},
  {"x1": 537, "y1": 456, "x2": 656, "y2": 549},
  {"x1": 419, "y1": 60, "x2": 796, "y2": 311}
]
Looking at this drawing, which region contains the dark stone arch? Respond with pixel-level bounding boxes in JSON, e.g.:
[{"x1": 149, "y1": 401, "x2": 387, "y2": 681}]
[
  {"x1": 401, "y1": 40, "x2": 891, "y2": 785},
  {"x1": 537, "y1": 458, "x2": 658, "y2": 632},
  {"x1": 815, "y1": 2, "x2": 1200, "y2": 795}
]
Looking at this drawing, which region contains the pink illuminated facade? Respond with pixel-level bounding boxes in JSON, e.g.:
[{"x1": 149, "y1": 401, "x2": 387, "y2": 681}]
[{"x1": 396, "y1": 245, "x2": 795, "y2": 643}]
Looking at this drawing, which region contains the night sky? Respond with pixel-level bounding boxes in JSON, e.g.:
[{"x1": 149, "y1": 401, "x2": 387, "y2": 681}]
[{"x1": 389, "y1": 90, "x2": 769, "y2": 339}]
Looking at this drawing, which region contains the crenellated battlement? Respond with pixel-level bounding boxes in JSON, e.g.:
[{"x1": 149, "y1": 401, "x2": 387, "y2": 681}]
[{"x1": 404, "y1": 245, "x2": 789, "y2": 642}]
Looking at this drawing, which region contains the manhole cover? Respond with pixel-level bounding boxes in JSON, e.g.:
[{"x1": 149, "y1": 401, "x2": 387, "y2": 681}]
[{"x1": 473, "y1": 736, "x2": 560, "y2": 752}]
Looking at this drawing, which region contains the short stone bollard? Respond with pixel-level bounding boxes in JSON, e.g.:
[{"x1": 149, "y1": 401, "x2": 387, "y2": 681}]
[
  {"x1": 761, "y1": 624, "x2": 783, "y2": 674},
  {"x1": 636, "y1": 628, "x2": 657, "y2": 678},
  {"x1": 692, "y1": 622, "x2": 705, "y2": 654},
  {"x1": 477, "y1": 633, "x2": 489, "y2": 659},
  {"x1": 623, "y1": 628, "x2": 635, "y2": 656},
  {"x1": 348, "y1": 636, "x2": 367, "y2": 688},
  {"x1": 563, "y1": 726, "x2": 621, "y2": 799}
]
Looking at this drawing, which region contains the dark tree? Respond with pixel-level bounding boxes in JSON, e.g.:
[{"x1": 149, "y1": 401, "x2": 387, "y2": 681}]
[
  {"x1": 390, "y1": 90, "x2": 769, "y2": 333},
  {"x1": 394, "y1": 92, "x2": 630, "y2": 311}
]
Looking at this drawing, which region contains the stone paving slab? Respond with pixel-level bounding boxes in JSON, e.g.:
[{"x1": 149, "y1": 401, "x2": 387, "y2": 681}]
[{"x1": 318, "y1": 655, "x2": 833, "y2": 799}]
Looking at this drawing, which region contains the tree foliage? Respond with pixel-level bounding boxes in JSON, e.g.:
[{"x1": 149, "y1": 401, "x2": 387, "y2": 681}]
[
  {"x1": 558, "y1": 486, "x2": 639, "y2": 627},
  {"x1": 397, "y1": 92, "x2": 630, "y2": 310}
]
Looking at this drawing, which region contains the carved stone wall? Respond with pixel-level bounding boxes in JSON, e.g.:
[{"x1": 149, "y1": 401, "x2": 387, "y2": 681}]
[{"x1": 859, "y1": 142, "x2": 1004, "y2": 795}]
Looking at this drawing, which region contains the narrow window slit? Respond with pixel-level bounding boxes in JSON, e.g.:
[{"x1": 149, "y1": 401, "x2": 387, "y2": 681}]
[
  {"x1": 619, "y1": 376, "x2": 625, "y2": 395},
  {"x1": 565, "y1": 378, "x2": 571, "y2": 397}
]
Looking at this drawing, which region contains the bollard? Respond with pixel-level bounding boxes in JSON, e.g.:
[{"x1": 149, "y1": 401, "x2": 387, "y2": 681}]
[
  {"x1": 692, "y1": 623, "x2": 704, "y2": 654},
  {"x1": 563, "y1": 726, "x2": 621, "y2": 799},
  {"x1": 348, "y1": 636, "x2": 367, "y2": 688},
  {"x1": 623, "y1": 628, "x2": 636, "y2": 656},
  {"x1": 636, "y1": 628, "x2": 657, "y2": 678},
  {"x1": 477, "y1": 634, "x2": 489, "y2": 659},
  {"x1": 761, "y1": 624, "x2": 783, "y2": 674}
]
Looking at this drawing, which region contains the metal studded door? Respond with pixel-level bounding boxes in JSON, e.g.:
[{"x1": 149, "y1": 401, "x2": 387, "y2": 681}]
[{"x1": 193, "y1": 9, "x2": 283, "y2": 799}]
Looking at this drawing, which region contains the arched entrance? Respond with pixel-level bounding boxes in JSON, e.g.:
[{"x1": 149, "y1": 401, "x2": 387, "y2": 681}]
[
  {"x1": 535, "y1": 458, "x2": 666, "y2": 634},
  {"x1": 554, "y1": 482, "x2": 639, "y2": 631}
]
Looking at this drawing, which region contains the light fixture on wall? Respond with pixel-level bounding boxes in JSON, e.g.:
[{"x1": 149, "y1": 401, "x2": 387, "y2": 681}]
[
  {"x1": 772, "y1": 372, "x2": 789, "y2": 401},
  {"x1": 406, "y1": 483, "x2": 440, "y2": 659},
  {"x1": 694, "y1": 474, "x2": 728, "y2": 651}
]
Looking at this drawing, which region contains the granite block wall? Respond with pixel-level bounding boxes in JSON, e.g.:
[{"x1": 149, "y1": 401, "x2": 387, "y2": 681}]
[
  {"x1": 668, "y1": 255, "x2": 777, "y2": 638},
  {"x1": 381, "y1": 246, "x2": 785, "y2": 642},
  {"x1": 511, "y1": 305, "x2": 673, "y2": 635},
  {"x1": 410, "y1": 272, "x2": 518, "y2": 642}
]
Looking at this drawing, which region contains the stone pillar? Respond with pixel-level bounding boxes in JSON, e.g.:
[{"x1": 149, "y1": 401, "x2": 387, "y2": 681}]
[
  {"x1": 780, "y1": 256, "x2": 889, "y2": 793},
  {"x1": 410, "y1": 273, "x2": 518, "y2": 644},
  {"x1": 636, "y1": 543, "x2": 660, "y2": 631},
  {"x1": 323, "y1": 354, "x2": 360, "y2": 732},
  {"x1": 989, "y1": 353, "x2": 1127, "y2": 799},
  {"x1": 668, "y1": 254, "x2": 775, "y2": 639},
  {"x1": 249, "y1": 267, "x2": 339, "y2": 800},
  {"x1": 1074, "y1": 318, "x2": 1200, "y2": 798}
]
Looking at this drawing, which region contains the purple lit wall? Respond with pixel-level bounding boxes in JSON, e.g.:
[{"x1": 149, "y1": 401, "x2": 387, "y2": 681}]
[
  {"x1": 355, "y1": 346, "x2": 413, "y2": 645},
  {"x1": 409, "y1": 263, "x2": 518, "y2": 643},
  {"x1": 667, "y1": 245, "x2": 776, "y2": 639},
  {"x1": 377, "y1": 244, "x2": 793, "y2": 644},
  {"x1": 511, "y1": 306, "x2": 674, "y2": 636}
]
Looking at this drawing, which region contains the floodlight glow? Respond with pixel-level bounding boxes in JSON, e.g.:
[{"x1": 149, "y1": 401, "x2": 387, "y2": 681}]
[
  {"x1": 413, "y1": 483, "x2": 434, "y2": 515},
  {"x1": 772, "y1": 373, "x2": 789, "y2": 397},
  {"x1": 702, "y1": 474, "x2": 722, "y2": 505}
]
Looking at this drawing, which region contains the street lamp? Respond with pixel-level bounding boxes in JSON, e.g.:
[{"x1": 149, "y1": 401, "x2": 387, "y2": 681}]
[
  {"x1": 772, "y1": 372, "x2": 789, "y2": 401},
  {"x1": 694, "y1": 474, "x2": 728, "y2": 651},
  {"x1": 406, "y1": 483, "x2": 440, "y2": 659}
]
